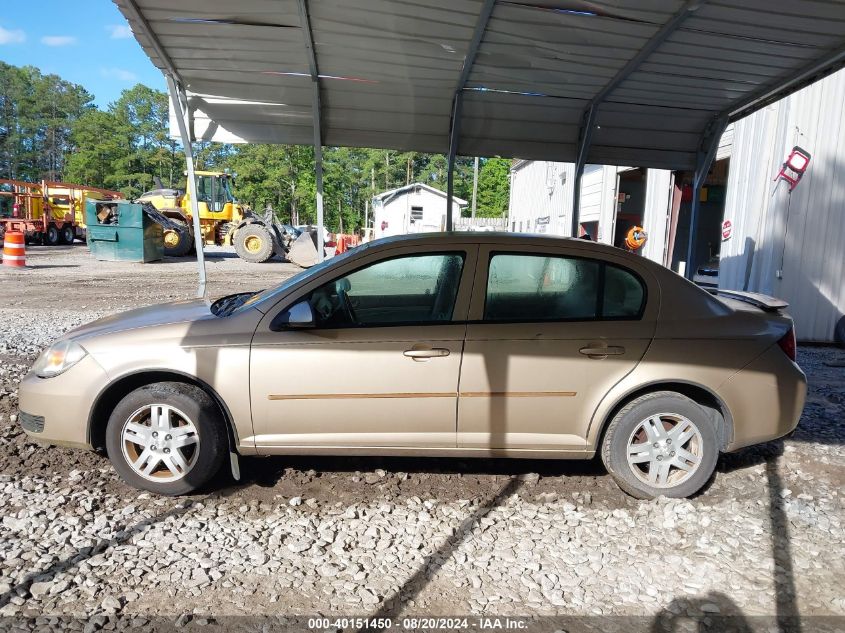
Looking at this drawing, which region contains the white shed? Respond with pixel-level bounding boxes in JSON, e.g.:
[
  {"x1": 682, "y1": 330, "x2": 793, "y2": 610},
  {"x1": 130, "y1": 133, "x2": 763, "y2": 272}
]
[{"x1": 372, "y1": 183, "x2": 466, "y2": 240}]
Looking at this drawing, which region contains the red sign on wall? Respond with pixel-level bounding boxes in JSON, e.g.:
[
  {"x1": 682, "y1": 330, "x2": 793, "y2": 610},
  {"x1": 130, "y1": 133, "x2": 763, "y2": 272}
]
[{"x1": 721, "y1": 219, "x2": 732, "y2": 241}]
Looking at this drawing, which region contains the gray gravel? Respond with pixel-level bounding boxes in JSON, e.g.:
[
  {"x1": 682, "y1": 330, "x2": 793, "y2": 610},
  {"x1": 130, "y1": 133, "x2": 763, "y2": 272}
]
[{"x1": 0, "y1": 245, "x2": 843, "y2": 621}]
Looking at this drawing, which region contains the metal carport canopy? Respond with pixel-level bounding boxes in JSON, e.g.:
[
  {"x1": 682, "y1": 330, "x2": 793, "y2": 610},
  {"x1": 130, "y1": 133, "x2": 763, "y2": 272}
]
[{"x1": 116, "y1": 0, "x2": 845, "y2": 277}]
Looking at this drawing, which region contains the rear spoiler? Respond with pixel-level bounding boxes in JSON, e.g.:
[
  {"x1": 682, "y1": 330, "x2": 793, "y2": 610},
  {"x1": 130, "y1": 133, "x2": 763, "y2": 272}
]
[{"x1": 706, "y1": 289, "x2": 789, "y2": 312}]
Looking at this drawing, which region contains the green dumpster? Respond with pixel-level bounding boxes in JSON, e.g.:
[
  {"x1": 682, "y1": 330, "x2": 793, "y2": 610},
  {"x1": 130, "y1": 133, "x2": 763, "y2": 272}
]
[{"x1": 85, "y1": 200, "x2": 163, "y2": 262}]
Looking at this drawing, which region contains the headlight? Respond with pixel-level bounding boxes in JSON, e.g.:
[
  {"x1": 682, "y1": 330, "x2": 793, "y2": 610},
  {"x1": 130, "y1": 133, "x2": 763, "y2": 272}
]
[{"x1": 32, "y1": 340, "x2": 88, "y2": 378}]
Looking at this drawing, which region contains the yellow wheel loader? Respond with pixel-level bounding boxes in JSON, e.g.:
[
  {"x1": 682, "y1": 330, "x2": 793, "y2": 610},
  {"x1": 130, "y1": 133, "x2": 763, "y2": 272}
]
[
  {"x1": 137, "y1": 171, "x2": 244, "y2": 257},
  {"x1": 138, "y1": 171, "x2": 323, "y2": 266}
]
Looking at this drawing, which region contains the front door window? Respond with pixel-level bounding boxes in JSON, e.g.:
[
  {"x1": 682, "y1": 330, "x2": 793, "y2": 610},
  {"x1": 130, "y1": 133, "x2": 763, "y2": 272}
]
[{"x1": 305, "y1": 253, "x2": 465, "y2": 328}]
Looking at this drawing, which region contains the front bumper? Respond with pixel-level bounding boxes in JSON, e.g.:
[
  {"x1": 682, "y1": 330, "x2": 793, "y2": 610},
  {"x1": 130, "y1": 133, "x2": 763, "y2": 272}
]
[{"x1": 17, "y1": 354, "x2": 109, "y2": 449}]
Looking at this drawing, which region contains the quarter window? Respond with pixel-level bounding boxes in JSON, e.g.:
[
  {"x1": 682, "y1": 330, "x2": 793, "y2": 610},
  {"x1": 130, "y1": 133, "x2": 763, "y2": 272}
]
[
  {"x1": 307, "y1": 253, "x2": 465, "y2": 328},
  {"x1": 603, "y1": 263, "x2": 645, "y2": 318},
  {"x1": 484, "y1": 253, "x2": 644, "y2": 321}
]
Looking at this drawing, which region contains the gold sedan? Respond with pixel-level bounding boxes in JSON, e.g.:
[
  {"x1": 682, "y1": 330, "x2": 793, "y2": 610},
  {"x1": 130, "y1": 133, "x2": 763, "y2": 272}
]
[{"x1": 18, "y1": 233, "x2": 806, "y2": 498}]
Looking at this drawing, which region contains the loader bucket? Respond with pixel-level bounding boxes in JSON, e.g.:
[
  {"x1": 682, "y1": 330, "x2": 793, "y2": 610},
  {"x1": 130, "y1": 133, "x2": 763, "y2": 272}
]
[{"x1": 286, "y1": 229, "x2": 320, "y2": 268}]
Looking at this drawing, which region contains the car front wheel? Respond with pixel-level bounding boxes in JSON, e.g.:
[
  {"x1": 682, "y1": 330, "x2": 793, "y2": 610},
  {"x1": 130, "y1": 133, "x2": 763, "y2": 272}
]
[
  {"x1": 601, "y1": 391, "x2": 719, "y2": 499},
  {"x1": 105, "y1": 382, "x2": 227, "y2": 495}
]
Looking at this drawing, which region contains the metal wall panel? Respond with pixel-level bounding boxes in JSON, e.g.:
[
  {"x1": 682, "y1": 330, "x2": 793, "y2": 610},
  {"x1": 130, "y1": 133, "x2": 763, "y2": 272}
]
[
  {"x1": 640, "y1": 169, "x2": 673, "y2": 265},
  {"x1": 509, "y1": 163, "x2": 626, "y2": 241},
  {"x1": 507, "y1": 160, "x2": 575, "y2": 236},
  {"x1": 716, "y1": 123, "x2": 734, "y2": 161},
  {"x1": 720, "y1": 69, "x2": 845, "y2": 342}
]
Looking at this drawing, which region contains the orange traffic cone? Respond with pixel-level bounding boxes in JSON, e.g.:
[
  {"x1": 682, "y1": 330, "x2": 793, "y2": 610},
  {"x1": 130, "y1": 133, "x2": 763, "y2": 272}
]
[{"x1": 2, "y1": 231, "x2": 26, "y2": 268}]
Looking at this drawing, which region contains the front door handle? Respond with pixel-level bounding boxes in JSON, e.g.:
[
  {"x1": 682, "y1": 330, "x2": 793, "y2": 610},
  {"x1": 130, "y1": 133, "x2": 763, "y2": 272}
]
[
  {"x1": 579, "y1": 345, "x2": 625, "y2": 358},
  {"x1": 404, "y1": 347, "x2": 450, "y2": 361}
]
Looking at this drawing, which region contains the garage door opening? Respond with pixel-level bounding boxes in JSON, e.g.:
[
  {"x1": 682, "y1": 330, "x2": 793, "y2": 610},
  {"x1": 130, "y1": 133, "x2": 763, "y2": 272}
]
[
  {"x1": 669, "y1": 158, "x2": 730, "y2": 281},
  {"x1": 613, "y1": 168, "x2": 647, "y2": 251}
]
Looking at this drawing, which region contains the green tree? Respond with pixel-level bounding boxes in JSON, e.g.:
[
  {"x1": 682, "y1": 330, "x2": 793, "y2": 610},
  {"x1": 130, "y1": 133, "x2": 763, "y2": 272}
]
[
  {"x1": 476, "y1": 157, "x2": 510, "y2": 217},
  {"x1": 0, "y1": 62, "x2": 93, "y2": 181},
  {"x1": 64, "y1": 110, "x2": 122, "y2": 188}
]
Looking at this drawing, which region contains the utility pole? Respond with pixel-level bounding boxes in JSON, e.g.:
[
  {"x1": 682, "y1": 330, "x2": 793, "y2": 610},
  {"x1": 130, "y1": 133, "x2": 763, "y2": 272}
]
[{"x1": 471, "y1": 156, "x2": 479, "y2": 219}]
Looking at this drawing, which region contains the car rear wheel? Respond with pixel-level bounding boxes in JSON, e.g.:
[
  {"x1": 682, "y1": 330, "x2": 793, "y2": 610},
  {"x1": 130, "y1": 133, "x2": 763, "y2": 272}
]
[
  {"x1": 105, "y1": 382, "x2": 227, "y2": 495},
  {"x1": 601, "y1": 391, "x2": 719, "y2": 499}
]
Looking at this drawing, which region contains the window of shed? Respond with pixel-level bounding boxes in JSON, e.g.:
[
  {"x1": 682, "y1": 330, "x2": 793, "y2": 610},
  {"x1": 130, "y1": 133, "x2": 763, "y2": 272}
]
[{"x1": 410, "y1": 206, "x2": 423, "y2": 221}]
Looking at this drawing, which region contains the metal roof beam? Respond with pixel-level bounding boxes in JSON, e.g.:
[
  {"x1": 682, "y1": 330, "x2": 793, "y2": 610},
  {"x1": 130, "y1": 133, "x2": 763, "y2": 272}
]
[
  {"x1": 571, "y1": 0, "x2": 703, "y2": 233},
  {"x1": 297, "y1": 0, "x2": 325, "y2": 260},
  {"x1": 456, "y1": 0, "x2": 497, "y2": 93},
  {"x1": 724, "y1": 41, "x2": 845, "y2": 122},
  {"x1": 446, "y1": 0, "x2": 496, "y2": 230},
  {"x1": 121, "y1": 0, "x2": 183, "y2": 86},
  {"x1": 587, "y1": 0, "x2": 703, "y2": 110}
]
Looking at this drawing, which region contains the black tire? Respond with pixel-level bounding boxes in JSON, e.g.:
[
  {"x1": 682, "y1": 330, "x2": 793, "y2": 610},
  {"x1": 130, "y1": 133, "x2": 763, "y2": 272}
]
[
  {"x1": 163, "y1": 224, "x2": 192, "y2": 257},
  {"x1": 234, "y1": 223, "x2": 274, "y2": 263},
  {"x1": 601, "y1": 391, "x2": 719, "y2": 499},
  {"x1": 44, "y1": 225, "x2": 60, "y2": 246},
  {"x1": 105, "y1": 382, "x2": 228, "y2": 495},
  {"x1": 59, "y1": 224, "x2": 75, "y2": 245}
]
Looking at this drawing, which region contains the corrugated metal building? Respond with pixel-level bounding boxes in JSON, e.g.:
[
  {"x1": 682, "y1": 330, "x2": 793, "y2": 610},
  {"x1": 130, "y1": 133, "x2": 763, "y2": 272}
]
[
  {"x1": 507, "y1": 160, "x2": 574, "y2": 236},
  {"x1": 719, "y1": 70, "x2": 845, "y2": 342},
  {"x1": 509, "y1": 163, "x2": 674, "y2": 261},
  {"x1": 509, "y1": 69, "x2": 845, "y2": 341}
]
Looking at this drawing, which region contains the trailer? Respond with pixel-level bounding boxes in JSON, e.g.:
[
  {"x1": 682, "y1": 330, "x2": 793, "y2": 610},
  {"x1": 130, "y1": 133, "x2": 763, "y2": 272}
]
[{"x1": 0, "y1": 180, "x2": 124, "y2": 245}]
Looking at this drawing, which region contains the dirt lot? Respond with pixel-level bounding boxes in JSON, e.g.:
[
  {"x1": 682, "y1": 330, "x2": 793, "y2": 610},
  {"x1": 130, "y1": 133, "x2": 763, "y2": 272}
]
[{"x1": 0, "y1": 244, "x2": 843, "y2": 630}]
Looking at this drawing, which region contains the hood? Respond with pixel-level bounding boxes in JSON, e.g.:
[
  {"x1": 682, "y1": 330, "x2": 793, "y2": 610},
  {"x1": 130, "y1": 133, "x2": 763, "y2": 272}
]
[{"x1": 64, "y1": 299, "x2": 213, "y2": 342}]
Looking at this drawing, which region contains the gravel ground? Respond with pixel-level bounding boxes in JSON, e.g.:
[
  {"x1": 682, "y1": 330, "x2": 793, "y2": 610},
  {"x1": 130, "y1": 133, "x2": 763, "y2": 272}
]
[{"x1": 0, "y1": 245, "x2": 843, "y2": 629}]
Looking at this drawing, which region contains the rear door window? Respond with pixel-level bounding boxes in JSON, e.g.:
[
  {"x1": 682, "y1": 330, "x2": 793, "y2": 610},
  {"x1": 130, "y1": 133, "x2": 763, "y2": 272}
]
[{"x1": 484, "y1": 253, "x2": 644, "y2": 321}]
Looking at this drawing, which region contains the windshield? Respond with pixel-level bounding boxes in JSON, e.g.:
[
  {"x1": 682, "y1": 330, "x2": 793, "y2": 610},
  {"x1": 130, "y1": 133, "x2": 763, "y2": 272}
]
[
  {"x1": 196, "y1": 175, "x2": 234, "y2": 210},
  {"x1": 235, "y1": 244, "x2": 366, "y2": 313}
]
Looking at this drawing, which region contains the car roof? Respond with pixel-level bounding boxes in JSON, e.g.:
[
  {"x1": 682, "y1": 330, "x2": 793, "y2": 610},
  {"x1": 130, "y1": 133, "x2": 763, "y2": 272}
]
[{"x1": 367, "y1": 231, "x2": 636, "y2": 261}]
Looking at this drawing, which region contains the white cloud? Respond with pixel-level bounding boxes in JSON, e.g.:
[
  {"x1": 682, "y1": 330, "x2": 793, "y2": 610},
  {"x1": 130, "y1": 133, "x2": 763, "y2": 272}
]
[
  {"x1": 0, "y1": 25, "x2": 26, "y2": 45},
  {"x1": 107, "y1": 24, "x2": 132, "y2": 39},
  {"x1": 41, "y1": 35, "x2": 77, "y2": 47},
  {"x1": 100, "y1": 67, "x2": 138, "y2": 82}
]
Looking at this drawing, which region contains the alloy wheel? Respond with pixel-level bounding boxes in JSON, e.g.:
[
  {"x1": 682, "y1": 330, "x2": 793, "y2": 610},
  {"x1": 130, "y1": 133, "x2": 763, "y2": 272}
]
[
  {"x1": 121, "y1": 404, "x2": 200, "y2": 482},
  {"x1": 626, "y1": 413, "x2": 703, "y2": 488}
]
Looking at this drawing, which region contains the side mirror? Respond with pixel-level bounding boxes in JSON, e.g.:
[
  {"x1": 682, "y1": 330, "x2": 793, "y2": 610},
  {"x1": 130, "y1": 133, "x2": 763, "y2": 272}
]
[{"x1": 270, "y1": 300, "x2": 315, "y2": 331}]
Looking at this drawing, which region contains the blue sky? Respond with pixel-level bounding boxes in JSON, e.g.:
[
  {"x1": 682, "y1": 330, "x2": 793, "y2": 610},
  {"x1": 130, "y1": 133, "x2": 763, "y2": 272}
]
[{"x1": 0, "y1": 0, "x2": 163, "y2": 107}]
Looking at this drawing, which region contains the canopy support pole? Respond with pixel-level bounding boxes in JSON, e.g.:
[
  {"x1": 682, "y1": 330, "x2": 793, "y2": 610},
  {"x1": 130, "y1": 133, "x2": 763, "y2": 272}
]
[
  {"x1": 166, "y1": 74, "x2": 206, "y2": 298},
  {"x1": 312, "y1": 86, "x2": 325, "y2": 261},
  {"x1": 298, "y1": 0, "x2": 324, "y2": 261},
  {"x1": 445, "y1": 93, "x2": 463, "y2": 231},
  {"x1": 571, "y1": 105, "x2": 596, "y2": 237},
  {"x1": 685, "y1": 116, "x2": 728, "y2": 280}
]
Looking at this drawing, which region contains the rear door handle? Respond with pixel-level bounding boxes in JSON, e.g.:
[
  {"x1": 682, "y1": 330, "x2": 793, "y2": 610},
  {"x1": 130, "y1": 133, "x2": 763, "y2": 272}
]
[
  {"x1": 579, "y1": 345, "x2": 625, "y2": 357},
  {"x1": 404, "y1": 347, "x2": 450, "y2": 361}
]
